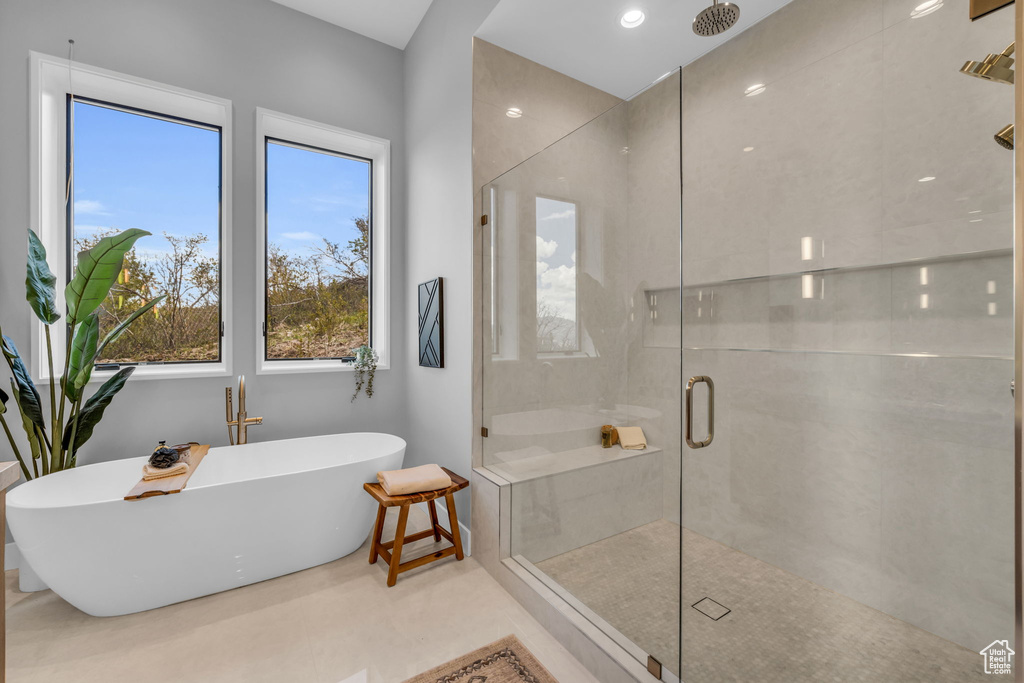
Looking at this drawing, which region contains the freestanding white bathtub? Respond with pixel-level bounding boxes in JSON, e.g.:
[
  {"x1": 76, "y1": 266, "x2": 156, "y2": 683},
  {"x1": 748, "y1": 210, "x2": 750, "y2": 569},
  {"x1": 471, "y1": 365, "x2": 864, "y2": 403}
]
[{"x1": 7, "y1": 432, "x2": 405, "y2": 617}]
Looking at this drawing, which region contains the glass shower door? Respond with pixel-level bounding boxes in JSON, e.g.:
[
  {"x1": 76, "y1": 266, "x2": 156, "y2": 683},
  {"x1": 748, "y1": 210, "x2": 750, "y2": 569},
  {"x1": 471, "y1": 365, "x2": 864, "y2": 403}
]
[
  {"x1": 481, "y1": 72, "x2": 684, "y2": 678},
  {"x1": 679, "y1": 1, "x2": 1015, "y2": 680}
]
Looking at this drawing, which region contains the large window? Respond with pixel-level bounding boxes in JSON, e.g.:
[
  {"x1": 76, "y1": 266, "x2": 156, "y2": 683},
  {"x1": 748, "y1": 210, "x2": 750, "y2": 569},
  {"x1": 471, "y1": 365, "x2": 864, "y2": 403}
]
[
  {"x1": 31, "y1": 52, "x2": 232, "y2": 381},
  {"x1": 256, "y1": 109, "x2": 390, "y2": 374},
  {"x1": 70, "y1": 99, "x2": 223, "y2": 365},
  {"x1": 265, "y1": 140, "x2": 370, "y2": 360}
]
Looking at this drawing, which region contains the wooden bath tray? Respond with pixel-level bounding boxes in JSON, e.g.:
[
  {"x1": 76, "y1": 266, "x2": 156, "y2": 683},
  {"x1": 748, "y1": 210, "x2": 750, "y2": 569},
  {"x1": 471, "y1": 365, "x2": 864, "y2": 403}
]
[{"x1": 124, "y1": 444, "x2": 209, "y2": 500}]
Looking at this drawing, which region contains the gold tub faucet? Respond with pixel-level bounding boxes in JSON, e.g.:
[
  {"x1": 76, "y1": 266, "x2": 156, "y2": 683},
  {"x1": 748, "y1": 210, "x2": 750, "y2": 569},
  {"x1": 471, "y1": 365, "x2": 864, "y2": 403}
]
[{"x1": 226, "y1": 375, "x2": 263, "y2": 445}]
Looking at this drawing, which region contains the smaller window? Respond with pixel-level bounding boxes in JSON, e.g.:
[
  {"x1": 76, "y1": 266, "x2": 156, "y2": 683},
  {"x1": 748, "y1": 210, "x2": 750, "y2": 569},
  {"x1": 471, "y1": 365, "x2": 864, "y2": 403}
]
[
  {"x1": 265, "y1": 140, "x2": 371, "y2": 361},
  {"x1": 535, "y1": 196, "x2": 579, "y2": 354},
  {"x1": 256, "y1": 109, "x2": 391, "y2": 375}
]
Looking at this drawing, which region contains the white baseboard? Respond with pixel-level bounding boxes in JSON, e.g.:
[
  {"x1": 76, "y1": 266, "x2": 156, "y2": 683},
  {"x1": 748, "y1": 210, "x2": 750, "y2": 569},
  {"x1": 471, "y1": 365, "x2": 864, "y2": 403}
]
[
  {"x1": 6, "y1": 542, "x2": 19, "y2": 571},
  {"x1": 414, "y1": 500, "x2": 471, "y2": 556}
]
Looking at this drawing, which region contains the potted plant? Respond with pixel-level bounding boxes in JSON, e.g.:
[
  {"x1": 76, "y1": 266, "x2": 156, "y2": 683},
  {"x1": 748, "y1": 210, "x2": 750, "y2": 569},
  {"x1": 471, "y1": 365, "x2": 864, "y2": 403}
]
[
  {"x1": 0, "y1": 229, "x2": 163, "y2": 480},
  {"x1": 351, "y1": 344, "x2": 377, "y2": 402}
]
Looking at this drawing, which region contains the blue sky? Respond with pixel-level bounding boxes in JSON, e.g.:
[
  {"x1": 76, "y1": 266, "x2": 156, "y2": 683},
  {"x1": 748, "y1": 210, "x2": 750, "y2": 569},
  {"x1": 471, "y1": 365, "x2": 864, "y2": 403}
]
[
  {"x1": 72, "y1": 100, "x2": 370, "y2": 270},
  {"x1": 266, "y1": 141, "x2": 370, "y2": 267},
  {"x1": 72, "y1": 100, "x2": 220, "y2": 261}
]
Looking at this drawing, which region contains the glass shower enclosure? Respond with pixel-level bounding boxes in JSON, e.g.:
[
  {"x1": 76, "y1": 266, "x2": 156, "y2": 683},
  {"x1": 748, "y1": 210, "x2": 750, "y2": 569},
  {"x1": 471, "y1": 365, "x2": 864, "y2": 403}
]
[{"x1": 480, "y1": 1, "x2": 1017, "y2": 679}]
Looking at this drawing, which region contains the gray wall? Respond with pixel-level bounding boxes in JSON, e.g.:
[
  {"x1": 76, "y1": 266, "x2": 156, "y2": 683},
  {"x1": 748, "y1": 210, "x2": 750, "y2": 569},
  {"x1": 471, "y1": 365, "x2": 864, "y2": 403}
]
[
  {"x1": 0, "y1": 1, "x2": 409, "y2": 470},
  {"x1": 403, "y1": 0, "x2": 499, "y2": 525}
]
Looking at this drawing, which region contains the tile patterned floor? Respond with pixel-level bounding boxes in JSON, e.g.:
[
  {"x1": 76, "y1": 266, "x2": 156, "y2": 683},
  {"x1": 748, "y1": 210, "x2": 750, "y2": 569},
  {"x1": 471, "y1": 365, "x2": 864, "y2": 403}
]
[
  {"x1": 536, "y1": 520, "x2": 991, "y2": 682},
  {"x1": 6, "y1": 509, "x2": 597, "y2": 683}
]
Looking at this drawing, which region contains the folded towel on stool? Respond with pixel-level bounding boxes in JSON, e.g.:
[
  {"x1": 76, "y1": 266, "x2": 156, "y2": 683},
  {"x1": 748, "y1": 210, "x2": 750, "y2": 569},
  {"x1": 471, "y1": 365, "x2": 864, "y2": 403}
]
[
  {"x1": 617, "y1": 426, "x2": 648, "y2": 450},
  {"x1": 142, "y1": 461, "x2": 190, "y2": 481},
  {"x1": 377, "y1": 464, "x2": 452, "y2": 496}
]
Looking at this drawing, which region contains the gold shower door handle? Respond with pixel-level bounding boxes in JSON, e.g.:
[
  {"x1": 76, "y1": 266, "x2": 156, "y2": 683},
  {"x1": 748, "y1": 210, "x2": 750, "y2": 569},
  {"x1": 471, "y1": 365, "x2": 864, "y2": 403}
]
[{"x1": 685, "y1": 375, "x2": 715, "y2": 449}]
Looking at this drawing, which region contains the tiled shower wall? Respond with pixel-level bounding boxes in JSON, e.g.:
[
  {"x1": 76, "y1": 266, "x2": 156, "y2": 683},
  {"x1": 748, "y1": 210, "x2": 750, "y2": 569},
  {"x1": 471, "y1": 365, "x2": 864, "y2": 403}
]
[{"x1": 680, "y1": 0, "x2": 1014, "y2": 651}]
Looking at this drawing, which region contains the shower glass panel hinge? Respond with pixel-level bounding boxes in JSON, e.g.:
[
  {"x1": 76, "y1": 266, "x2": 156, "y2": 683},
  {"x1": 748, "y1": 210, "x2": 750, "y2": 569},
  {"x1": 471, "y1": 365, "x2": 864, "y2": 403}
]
[
  {"x1": 647, "y1": 655, "x2": 663, "y2": 679},
  {"x1": 481, "y1": 427, "x2": 488, "y2": 437},
  {"x1": 481, "y1": 214, "x2": 488, "y2": 226}
]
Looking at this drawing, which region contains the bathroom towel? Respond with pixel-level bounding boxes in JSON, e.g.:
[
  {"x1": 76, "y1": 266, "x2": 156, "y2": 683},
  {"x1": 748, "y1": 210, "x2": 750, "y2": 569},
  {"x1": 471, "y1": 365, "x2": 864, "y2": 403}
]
[
  {"x1": 617, "y1": 426, "x2": 648, "y2": 450},
  {"x1": 378, "y1": 464, "x2": 452, "y2": 496},
  {"x1": 142, "y1": 461, "x2": 190, "y2": 481}
]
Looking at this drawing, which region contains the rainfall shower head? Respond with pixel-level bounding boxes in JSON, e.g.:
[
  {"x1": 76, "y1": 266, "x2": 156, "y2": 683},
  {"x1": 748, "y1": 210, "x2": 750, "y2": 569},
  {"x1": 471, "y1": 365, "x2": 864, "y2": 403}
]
[
  {"x1": 960, "y1": 42, "x2": 1015, "y2": 85},
  {"x1": 693, "y1": 0, "x2": 740, "y2": 37},
  {"x1": 994, "y1": 124, "x2": 1014, "y2": 150}
]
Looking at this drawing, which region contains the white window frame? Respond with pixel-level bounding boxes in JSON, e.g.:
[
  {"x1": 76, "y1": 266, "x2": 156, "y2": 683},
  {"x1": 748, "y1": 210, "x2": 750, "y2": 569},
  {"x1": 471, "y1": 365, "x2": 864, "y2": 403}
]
[
  {"x1": 255, "y1": 108, "x2": 390, "y2": 375},
  {"x1": 29, "y1": 51, "x2": 233, "y2": 382}
]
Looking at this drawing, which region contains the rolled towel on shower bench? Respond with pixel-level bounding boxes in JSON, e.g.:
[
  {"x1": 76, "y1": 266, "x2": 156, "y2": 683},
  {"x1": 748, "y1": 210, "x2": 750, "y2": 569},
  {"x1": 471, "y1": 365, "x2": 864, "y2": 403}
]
[
  {"x1": 617, "y1": 426, "x2": 648, "y2": 450},
  {"x1": 141, "y1": 461, "x2": 190, "y2": 481},
  {"x1": 377, "y1": 464, "x2": 452, "y2": 496}
]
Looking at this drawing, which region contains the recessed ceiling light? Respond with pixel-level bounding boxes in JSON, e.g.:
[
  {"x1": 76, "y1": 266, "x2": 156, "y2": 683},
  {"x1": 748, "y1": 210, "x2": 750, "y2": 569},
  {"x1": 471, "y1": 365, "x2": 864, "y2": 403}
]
[
  {"x1": 970, "y1": 218, "x2": 983, "y2": 223},
  {"x1": 743, "y1": 146, "x2": 754, "y2": 152},
  {"x1": 620, "y1": 9, "x2": 646, "y2": 28},
  {"x1": 744, "y1": 83, "x2": 767, "y2": 97},
  {"x1": 918, "y1": 176, "x2": 936, "y2": 182},
  {"x1": 506, "y1": 107, "x2": 522, "y2": 119},
  {"x1": 911, "y1": 0, "x2": 943, "y2": 19},
  {"x1": 969, "y1": 210, "x2": 982, "y2": 214}
]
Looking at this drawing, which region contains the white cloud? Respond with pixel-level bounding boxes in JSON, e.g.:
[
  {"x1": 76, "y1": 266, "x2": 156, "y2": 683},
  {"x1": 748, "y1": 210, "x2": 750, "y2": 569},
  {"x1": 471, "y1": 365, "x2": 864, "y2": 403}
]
[
  {"x1": 536, "y1": 261, "x2": 549, "y2": 276},
  {"x1": 539, "y1": 208, "x2": 576, "y2": 222},
  {"x1": 541, "y1": 264, "x2": 576, "y2": 290},
  {"x1": 536, "y1": 235, "x2": 558, "y2": 259},
  {"x1": 74, "y1": 199, "x2": 109, "y2": 216},
  {"x1": 281, "y1": 231, "x2": 321, "y2": 241},
  {"x1": 538, "y1": 264, "x2": 577, "y2": 319}
]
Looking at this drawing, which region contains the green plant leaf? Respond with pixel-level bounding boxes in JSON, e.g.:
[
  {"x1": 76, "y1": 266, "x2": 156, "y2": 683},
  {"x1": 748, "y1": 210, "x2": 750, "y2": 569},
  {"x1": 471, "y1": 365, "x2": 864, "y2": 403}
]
[
  {"x1": 0, "y1": 386, "x2": 8, "y2": 415},
  {"x1": 67, "y1": 315, "x2": 100, "y2": 400},
  {"x1": 65, "y1": 229, "x2": 150, "y2": 324},
  {"x1": 64, "y1": 366, "x2": 134, "y2": 453},
  {"x1": 96, "y1": 294, "x2": 166, "y2": 357},
  {"x1": 10, "y1": 381, "x2": 42, "y2": 466},
  {"x1": 26, "y1": 230, "x2": 60, "y2": 325},
  {"x1": 1, "y1": 336, "x2": 46, "y2": 434}
]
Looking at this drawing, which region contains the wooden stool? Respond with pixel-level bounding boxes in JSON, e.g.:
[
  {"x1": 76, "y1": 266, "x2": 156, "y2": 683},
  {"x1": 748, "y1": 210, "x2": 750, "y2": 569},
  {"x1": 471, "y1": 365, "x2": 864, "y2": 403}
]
[{"x1": 363, "y1": 467, "x2": 469, "y2": 587}]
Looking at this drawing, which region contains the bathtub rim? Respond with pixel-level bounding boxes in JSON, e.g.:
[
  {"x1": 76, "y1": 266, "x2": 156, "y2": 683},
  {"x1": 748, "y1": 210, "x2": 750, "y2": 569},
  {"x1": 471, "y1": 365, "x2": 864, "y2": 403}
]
[{"x1": 7, "y1": 431, "x2": 407, "y2": 511}]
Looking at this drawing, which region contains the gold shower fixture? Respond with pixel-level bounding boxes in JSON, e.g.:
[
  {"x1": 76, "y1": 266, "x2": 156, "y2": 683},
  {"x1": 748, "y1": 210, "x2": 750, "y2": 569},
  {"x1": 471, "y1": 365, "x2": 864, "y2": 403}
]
[
  {"x1": 226, "y1": 375, "x2": 262, "y2": 445},
  {"x1": 960, "y1": 42, "x2": 1015, "y2": 84},
  {"x1": 994, "y1": 124, "x2": 1014, "y2": 150}
]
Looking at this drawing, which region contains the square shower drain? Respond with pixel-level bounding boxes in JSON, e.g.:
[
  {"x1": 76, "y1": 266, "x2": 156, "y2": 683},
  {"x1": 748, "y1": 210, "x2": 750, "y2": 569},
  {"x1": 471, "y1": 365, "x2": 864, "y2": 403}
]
[{"x1": 692, "y1": 597, "x2": 731, "y2": 621}]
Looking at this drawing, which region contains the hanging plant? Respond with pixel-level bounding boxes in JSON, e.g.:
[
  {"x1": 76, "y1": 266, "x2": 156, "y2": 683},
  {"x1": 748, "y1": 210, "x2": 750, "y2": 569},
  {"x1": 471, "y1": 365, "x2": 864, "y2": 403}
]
[{"x1": 351, "y1": 345, "x2": 378, "y2": 402}]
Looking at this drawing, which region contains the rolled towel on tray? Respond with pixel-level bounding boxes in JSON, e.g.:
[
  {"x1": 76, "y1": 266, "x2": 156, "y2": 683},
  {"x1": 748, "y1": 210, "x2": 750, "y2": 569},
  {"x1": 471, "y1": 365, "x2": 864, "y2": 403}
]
[
  {"x1": 617, "y1": 426, "x2": 648, "y2": 450},
  {"x1": 377, "y1": 464, "x2": 452, "y2": 496},
  {"x1": 142, "y1": 461, "x2": 190, "y2": 481}
]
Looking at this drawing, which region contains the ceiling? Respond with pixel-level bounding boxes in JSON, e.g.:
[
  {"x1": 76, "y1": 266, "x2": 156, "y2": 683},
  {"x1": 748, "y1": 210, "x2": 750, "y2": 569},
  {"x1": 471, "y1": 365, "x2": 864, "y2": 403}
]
[
  {"x1": 268, "y1": 0, "x2": 435, "y2": 49},
  {"x1": 476, "y1": 0, "x2": 795, "y2": 98}
]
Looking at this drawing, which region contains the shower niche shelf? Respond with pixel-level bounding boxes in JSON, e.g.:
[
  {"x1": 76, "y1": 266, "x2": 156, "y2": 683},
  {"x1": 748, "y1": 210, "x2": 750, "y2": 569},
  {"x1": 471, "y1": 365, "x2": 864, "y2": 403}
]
[{"x1": 682, "y1": 247, "x2": 1011, "y2": 290}]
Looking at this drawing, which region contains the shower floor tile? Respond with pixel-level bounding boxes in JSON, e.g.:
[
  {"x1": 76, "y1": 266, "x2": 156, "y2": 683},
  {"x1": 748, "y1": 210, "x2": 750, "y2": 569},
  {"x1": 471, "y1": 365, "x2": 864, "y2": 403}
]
[{"x1": 535, "y1": 520, "x2": 990, "y2": 682}]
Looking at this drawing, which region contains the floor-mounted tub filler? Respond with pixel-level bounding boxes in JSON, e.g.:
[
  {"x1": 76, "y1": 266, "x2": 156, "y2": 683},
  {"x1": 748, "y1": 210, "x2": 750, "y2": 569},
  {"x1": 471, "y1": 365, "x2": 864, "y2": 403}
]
[{"x1": 7, "y1": 432, "x2": 406, "y2": 616}]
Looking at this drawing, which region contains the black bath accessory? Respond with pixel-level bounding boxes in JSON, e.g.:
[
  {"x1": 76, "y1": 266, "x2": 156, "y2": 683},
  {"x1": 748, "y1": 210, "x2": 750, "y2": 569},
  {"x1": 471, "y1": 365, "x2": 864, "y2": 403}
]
[{"x1": 148, "y1": 441, "x2": 181, "y2": 469}]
